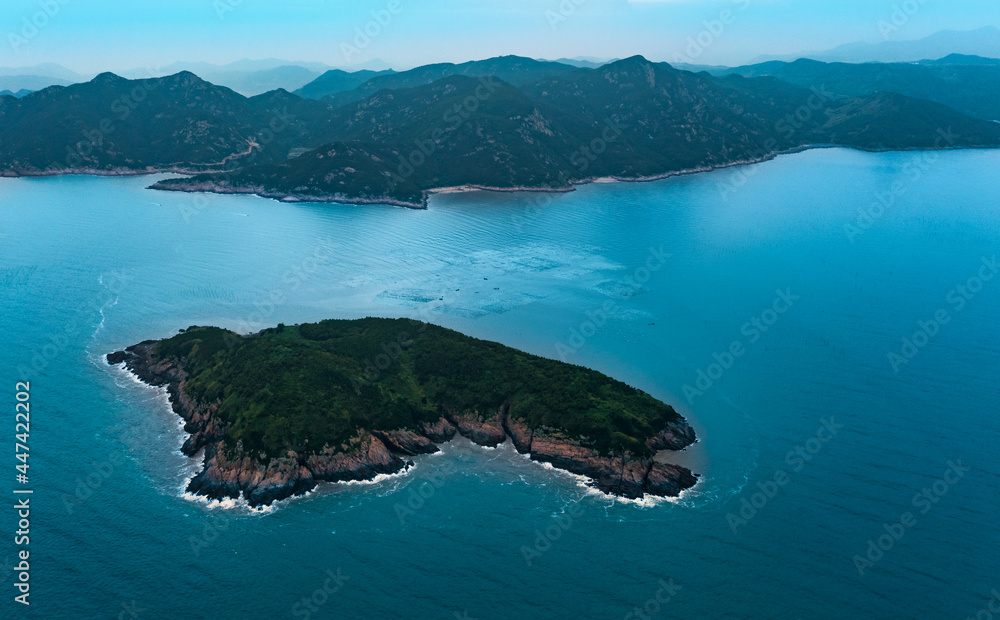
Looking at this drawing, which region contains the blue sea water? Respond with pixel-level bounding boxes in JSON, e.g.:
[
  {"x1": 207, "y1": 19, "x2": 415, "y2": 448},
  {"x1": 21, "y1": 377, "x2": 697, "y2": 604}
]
[{"x1": 0, "y1": 148, "x2": 998, "y2": 619}]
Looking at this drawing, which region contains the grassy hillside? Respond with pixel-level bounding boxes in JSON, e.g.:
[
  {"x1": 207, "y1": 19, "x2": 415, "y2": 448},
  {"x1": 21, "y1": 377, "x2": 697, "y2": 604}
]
[{"x1": 153, "y1": 318, "x2": 682, "y2": 459}]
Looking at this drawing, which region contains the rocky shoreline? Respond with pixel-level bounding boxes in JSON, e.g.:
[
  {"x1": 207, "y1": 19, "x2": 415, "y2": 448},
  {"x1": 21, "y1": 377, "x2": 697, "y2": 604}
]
[
  {"x1": 147, "y1": 179, "x2": 433, "y2": 210},
  {"x1": 107, "y1": 341, "x2": 699, "y2": 507}
]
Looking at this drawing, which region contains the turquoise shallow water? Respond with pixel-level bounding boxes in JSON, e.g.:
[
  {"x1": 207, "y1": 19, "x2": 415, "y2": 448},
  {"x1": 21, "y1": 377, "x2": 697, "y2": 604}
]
[{"x1": 0, "y1": 148, "x2": 998, "y2": 619}]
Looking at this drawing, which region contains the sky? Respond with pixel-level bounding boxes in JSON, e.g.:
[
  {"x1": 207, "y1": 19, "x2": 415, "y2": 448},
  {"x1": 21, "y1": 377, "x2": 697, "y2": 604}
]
[{"x1": 2, "y1": 0, "x2": 1000, "y2": 73}]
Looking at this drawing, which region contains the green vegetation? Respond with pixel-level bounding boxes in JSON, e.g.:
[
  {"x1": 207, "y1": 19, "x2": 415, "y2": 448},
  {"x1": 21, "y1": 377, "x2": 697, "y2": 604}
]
[
  {"x1": 154, "y1": 56, "x2": 1000, "y2": 205},
  {"x1": 7, "y1": 55, "x2": 1000, "y2": 202},
  {"x1": 153, "y1": 318, "x2": 680, "y2": 458},
  {"x1": 716, "y1": 57, "x2": 1000, "y2": 122}
]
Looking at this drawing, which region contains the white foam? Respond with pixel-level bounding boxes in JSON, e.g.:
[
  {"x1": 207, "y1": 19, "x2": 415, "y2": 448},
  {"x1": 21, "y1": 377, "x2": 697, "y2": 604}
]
[
  {"x1": 336, "y1": 467, "x2": 415, "y2": 487},
  {"x1": 513, "y1": 449, "x2": 700, "y2": 508}
]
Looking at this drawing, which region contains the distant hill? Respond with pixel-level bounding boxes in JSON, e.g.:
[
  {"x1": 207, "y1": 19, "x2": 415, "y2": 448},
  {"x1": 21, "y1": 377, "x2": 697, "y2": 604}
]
[
  {"x1": 322, "y1": 56, "x2": 578, "y2": 107},
  {"x1": 918, "y1": 54, "x2": 1000, "y2": 66},
  {"x1": 5, "y1": 55, "x2": 999, "y2": 207},
  {"x1": 538, "y1": 57, "x2": 617, "y2": 69},
  {"x1": 210, "y1": 65, "x2": 324, "y2": 96},
  {"x1": 717, "y1": 57, "x2": 1000, "y2": 121},
  {"x1": 293, "y1": 69, "x2": 396, "y2": 99},
  {"x1": 0, "y1": 72, "x2": 343, "y2": 173},
  {"x1": 0, "y1": 63, "x2": 87, "y2": 81},
  {"x1": 0, "y1": 89, "x2": 32, "y2": 98},
  {"x1": 148, "y1": 56, "x2": 1000, "y2": 207},
  {"x1": 118, "y1": 60, "x2": 335, "y2": 95},
  {"x1": 0, "y1": 75, "x2": 73, "y2": 93},
  {"x1": 755, "y1": 26, "x2": 1000, "y2": 64}
]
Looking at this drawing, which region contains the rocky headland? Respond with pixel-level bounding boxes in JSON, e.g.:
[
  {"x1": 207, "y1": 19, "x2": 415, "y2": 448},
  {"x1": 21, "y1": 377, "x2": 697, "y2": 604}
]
[{"x1": 107, "y1": 336, "x2": 698, "y2": 507}]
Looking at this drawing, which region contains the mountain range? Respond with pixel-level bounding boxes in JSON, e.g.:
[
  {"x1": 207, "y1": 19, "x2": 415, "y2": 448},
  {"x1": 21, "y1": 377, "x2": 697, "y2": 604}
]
[
  {"x1": 754, "y1": 26, "x2": 1000, "y2": 64},
  {"x1": 711, "y1": 55, "x2": 1000, "y2": 121},
  {"x1": 2, "y1": 54, "x2": 999, "y2": 208}
]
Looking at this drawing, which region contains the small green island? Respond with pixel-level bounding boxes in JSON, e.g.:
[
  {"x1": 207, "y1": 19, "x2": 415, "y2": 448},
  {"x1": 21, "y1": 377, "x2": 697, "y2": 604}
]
[{"x1": 108, "y1": 317, "x2": 697, "y2": 506}]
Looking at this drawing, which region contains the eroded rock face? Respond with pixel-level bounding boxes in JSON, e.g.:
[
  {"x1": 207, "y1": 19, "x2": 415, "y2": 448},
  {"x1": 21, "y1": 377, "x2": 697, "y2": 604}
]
[
  {"x1": 186, "y1": 433, "x2": 408, "y2": 507},
  {"x1": 646, "y1": 421, "x2": 698, "y2": 452},
  {"x1": 416, "y1": 416, "x2": 457, "y2": 443},
  {"x1": 374, "y1": 430, "x2": 440, "y2": 456},
  {"x1": 108, "y1": 343, "x2": 700, "y2": 506},
  {"x1": 443, "y1": 405, "x2": 507, "y2": 447},
  {"x1": 529, "y1": 428, "x2": 698, "y2": 499},
  {"x1": 502, "y1": 415, "x2": 533, "y2": 454},
  {"x1": 305, "y1": 433, "x2": 404, "y2": 482},
  {"x1": 645, "y1": 462, "x2": 699, "y2": 497}
]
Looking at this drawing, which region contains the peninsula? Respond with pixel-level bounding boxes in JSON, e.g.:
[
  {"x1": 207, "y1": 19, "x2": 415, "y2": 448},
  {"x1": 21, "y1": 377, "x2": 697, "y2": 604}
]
[
  {"x1": 5, "y1": 55, "x2": 1000, "y2": 208},
  {"x1": 107, "y1": 318, "x2": 698, "y2": 507}
]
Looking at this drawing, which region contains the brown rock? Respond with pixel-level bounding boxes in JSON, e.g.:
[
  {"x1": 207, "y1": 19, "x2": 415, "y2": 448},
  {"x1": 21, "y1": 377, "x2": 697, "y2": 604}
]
[
  {"x1": 444, "y1": 405, "x2": 506, "y2": 447},
  {"x1": 646, "y1": 421, "x2": 697, "y2": 452},
  {"x1": 416, "y1": 416, "x2": 457, "y2": 442},
  {"x1": 374, "y1": 429, "x2": 440, "y2": 456},
  {"x1": 306, "y1": 432, "x2": 405, "y2": 482},
  {"x1": 503, "y1": 414, "x2": 533, "y2": 454},
  {"x1": 644, "y1": 462, "x2": 698, "y2": 497}
]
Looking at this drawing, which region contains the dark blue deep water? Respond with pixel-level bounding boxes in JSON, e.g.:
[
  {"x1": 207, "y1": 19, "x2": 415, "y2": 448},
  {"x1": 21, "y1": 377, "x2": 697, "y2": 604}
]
[{"x1": 1, "y1": 148, "x2": 998, "y2": 619}]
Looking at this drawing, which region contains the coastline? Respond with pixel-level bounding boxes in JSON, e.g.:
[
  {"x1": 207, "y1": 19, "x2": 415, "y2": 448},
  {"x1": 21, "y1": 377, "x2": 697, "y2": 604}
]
[
  {"x1": 106, "y1": 340, "x2": 699, "y2": 508},
  {"x1": 6, "y1": 143, "x2": 994, "y2": 210}
]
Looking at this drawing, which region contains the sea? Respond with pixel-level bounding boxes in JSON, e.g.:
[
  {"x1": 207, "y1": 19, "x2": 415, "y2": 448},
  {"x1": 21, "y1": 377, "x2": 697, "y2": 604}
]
[{"x1": 1, "y1": 147, "x2": 997, "y2": 619}]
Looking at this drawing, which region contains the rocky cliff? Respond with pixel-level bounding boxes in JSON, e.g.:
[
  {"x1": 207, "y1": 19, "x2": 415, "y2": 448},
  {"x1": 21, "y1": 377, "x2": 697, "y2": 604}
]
[{"x1": 108, "y1": 341, "x2": 699, "y2": 507}]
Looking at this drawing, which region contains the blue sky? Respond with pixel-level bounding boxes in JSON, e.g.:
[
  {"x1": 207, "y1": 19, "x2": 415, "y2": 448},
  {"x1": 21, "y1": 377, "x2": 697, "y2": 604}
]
[{"x1": 3, "y1": 0, "x2": 999, "y2": 72}]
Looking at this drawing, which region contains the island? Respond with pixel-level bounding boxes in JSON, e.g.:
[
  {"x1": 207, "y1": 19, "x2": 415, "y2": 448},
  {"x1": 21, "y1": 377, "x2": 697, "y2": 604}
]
[{"x1": 107, "y1": 317, "x2": 698, "y2": 507}]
